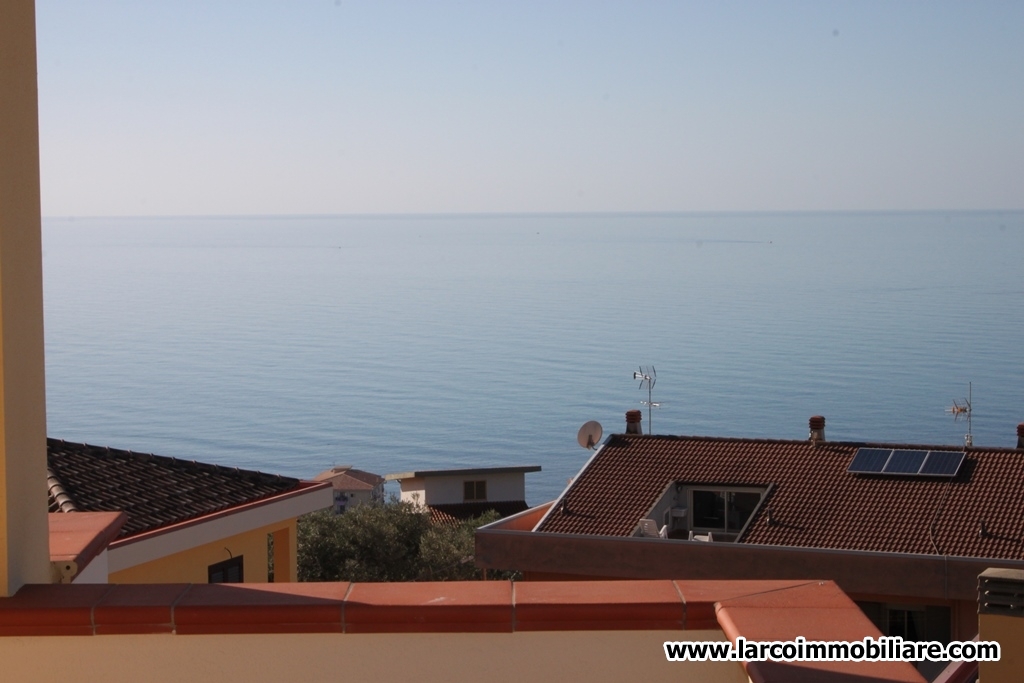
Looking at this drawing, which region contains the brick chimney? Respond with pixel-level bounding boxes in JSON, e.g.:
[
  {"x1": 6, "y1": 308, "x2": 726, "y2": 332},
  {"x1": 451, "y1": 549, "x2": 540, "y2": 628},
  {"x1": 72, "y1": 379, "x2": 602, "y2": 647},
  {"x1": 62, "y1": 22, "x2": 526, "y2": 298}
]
[
  {"x1": 1017, "y1": 423, "x2": 1024, "y2": 450},
  {"x1": 809, "y1": 415, "x2": 826, "y2": 443},
  {"x1": 626, "y1": 410, "x2": 643, "y2": 435}
]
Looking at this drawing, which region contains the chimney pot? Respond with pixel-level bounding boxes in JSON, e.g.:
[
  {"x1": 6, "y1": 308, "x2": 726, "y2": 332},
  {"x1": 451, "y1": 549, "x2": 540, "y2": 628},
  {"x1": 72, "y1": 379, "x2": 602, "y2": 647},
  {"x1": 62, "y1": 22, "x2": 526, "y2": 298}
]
[
  {"x1": 1017, "y1": 423, "x2": 1024, "y2": 449},
  {"x1": 809, "y1": 415, "x2": 826, "y2": 442},
  {"x1": 625, "y1": 410, "x2": 643, "y2": 435}
]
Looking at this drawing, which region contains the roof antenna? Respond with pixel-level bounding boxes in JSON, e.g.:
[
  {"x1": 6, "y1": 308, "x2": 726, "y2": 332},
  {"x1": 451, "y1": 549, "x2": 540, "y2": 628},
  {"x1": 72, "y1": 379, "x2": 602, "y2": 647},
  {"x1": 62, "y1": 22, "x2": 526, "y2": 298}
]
[
  {"x1": 946, "y1": 382, "x2": 973, "y2": 447},
  {"x1": 633, "y1": 366, "x2": 659, "y2": 433}
]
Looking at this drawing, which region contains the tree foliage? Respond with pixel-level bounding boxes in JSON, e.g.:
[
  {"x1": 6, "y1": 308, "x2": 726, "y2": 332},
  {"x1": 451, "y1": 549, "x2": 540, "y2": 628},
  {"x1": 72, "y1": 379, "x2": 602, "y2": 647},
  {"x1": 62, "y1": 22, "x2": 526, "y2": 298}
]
[{"x1": 297, "y1": 501, "x2": 509, "y2": 582}]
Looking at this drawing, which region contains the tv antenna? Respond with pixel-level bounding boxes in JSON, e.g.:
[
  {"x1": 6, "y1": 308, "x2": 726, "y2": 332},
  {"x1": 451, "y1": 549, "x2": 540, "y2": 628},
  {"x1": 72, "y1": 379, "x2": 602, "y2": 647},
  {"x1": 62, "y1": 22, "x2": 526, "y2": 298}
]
[
  {"x1": 577, "y1": 421, "x2": 603, "y2": 450},
  {"x1": 634, "y1": 365, "x2": 659, "y2": 433},
  {"x1": 946, "y1": 382, "x2": 973, "y2": 447}
]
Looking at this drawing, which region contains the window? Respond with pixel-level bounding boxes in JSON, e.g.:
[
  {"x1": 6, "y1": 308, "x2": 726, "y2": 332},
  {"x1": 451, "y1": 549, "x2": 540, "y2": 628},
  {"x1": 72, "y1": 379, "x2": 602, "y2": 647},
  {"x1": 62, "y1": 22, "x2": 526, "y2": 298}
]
[
  {"x1": 208, "y1": 555, "x2": 244, "y2": 583},
  {"x1": 645, "y1": 482, "x2": 768, "y2": 541},
  {"x1": 463, "y1": 480, "x2": 486, "y2": 502},
  {"x1": 887, "y1": 607, "x2": 923, "y2": 641},
  {"x1": 856, "y1": 602, "x2": 950, "y2": 644},
  {"x1": 690, "y1": 488, "x2": 764, "y2": 533}
]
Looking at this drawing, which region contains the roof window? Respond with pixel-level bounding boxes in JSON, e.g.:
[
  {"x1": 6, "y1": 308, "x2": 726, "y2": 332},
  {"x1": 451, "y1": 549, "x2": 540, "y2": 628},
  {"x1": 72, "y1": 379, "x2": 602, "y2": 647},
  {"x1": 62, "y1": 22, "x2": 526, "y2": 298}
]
[{"x1": 639, "y1": 482, "x2": 769, "y2": 542}]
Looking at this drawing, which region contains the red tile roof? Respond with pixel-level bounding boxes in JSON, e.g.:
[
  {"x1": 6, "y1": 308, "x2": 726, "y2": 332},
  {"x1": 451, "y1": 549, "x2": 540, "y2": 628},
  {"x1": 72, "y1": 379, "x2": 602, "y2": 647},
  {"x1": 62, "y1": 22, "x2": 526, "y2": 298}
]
[
  {"x1": 428, "y1": 500, "x2": 530, "y2": 526},
  {"x1": 313, "y1": 467, "x2": 384, "y2": 492},
  {"x1": 537, "y1": 433, "x2": 1024, "y2": 560},
  {"x1": 47, "y1": 438, "x2": 303, "y2": 538}
]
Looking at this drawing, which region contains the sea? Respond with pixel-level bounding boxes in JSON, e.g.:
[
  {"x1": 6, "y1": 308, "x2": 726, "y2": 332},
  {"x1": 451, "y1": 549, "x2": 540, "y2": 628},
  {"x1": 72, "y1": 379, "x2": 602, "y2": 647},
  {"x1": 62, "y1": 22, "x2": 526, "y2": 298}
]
[{"x1": 41, "y1": 211, "x2": 1024, "y2": 504}]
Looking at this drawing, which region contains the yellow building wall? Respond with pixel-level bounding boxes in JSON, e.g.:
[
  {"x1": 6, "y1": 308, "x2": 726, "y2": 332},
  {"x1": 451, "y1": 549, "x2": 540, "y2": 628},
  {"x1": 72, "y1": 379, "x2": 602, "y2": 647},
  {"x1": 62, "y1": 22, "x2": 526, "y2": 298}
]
[
  {"x1": 271, "y1": 525, "x2": 293, "y2": 583},
  {"x1": 979, "y1": 613, "x2": 1024, "y2": 683},
  {"x1": 109, "y1": 519, "x2": 297, "y2": 584},
  {"x1": 0, "y1": 0, "x2": 52, "y2": 597},
  {"x1": 0, "y1": 630, "x2": 743, "y2": 683}
]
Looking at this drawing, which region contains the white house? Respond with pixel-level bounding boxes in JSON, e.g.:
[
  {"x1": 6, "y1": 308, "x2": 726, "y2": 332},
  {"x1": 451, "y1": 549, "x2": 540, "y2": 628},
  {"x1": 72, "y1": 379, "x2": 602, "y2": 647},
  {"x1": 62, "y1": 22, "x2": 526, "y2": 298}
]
[{"x1": 385, "y1": 465, "x2": 541, "y2": 524}]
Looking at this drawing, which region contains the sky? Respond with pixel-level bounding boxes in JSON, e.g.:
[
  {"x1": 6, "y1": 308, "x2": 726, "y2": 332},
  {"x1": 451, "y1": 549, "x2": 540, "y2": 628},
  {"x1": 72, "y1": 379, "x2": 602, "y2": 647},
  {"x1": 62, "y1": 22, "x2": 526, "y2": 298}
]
[{"x1": 35, "y1": 1, "x2": 1024, "y2": 217}]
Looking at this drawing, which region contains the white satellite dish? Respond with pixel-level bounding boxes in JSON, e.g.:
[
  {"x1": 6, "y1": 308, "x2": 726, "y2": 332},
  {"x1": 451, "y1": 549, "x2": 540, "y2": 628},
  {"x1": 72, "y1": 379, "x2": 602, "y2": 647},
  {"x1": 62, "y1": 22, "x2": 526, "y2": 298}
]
[{"x1": 577, "y1": 420, "x2": 603, "y2": 449}]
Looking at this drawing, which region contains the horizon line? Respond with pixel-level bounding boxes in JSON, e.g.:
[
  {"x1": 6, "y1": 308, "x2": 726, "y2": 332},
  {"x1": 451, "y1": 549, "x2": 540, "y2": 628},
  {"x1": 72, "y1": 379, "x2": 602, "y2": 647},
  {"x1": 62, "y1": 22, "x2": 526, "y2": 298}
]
[{"x1": 40, "y1": 208, "x2": 1024, "y2": 222}]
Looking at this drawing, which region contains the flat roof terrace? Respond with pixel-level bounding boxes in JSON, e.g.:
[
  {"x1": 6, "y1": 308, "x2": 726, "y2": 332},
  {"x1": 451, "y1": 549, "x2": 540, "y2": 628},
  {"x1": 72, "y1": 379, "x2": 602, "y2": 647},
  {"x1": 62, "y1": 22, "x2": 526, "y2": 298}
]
[{"x1": 385, "y1": 465, "x2": 542, "y2": 480}]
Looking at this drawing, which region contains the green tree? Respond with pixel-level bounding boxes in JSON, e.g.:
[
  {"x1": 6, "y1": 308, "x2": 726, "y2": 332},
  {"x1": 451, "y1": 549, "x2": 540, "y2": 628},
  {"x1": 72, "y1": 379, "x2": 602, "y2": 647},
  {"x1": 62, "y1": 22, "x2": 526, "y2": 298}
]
[
  {"x1": 297, "y1": 501, "x2": 429, "y2": 582},
  {"x1": 418, "y1": 509, "x2": 502, "y2": 581},
  {"x1": 297, "y1": 502, "x2": 512, "y2": 582}
]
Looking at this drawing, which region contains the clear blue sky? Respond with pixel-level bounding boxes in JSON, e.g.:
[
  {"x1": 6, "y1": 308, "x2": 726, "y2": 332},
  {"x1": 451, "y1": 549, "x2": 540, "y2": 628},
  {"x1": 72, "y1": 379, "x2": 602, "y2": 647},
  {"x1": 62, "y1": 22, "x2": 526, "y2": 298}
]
[{"x1": 35, "y1": 1, "x2": 1024, "y2": 217}]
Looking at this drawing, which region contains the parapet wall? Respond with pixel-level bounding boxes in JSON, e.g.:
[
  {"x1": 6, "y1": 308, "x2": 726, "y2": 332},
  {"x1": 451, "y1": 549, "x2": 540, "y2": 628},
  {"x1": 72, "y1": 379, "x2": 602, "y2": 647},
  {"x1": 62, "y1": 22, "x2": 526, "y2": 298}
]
[{"x1": 0, "y1": 578, "x2": 925, "y2": 683}]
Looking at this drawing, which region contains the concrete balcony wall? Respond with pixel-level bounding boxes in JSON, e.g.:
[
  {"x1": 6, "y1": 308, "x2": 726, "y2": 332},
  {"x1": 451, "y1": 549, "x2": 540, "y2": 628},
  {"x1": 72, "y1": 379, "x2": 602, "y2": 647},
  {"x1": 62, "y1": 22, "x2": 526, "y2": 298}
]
[
  {"x1": 0, "y1": 579, "x2": 926, "y2": 683},
  {"x1": 0, "y1": 629, "x2": 740, "y2": 683},
  {"x1": 476, "y1": 526, "x2": 1024, "y2": 602}
]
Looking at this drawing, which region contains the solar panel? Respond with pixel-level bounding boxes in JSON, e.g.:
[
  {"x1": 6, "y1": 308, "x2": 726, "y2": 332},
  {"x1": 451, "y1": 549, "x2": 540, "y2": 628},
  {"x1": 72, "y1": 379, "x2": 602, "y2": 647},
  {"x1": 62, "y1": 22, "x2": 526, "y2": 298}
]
[
  {"x1": 848, "y1": 448, "x2": 892, "y2": 474},
  {"x1": 920, "y1": 451, "x2": 966, "y2": 477},
  {"x1": 883, "y1": 449, "x2": 929, "y2": 474},
  {"x1": 848, "y1": 447, "x2": 965, "y2": 478}
]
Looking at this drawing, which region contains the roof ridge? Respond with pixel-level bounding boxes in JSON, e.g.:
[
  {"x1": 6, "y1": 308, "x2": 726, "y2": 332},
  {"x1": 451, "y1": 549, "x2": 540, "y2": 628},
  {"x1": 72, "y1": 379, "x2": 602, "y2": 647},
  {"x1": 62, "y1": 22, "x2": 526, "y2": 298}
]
[
  {"x1": 48, "y1": 437, "x2": 297, "y2": 482},
  {"x1": 46, "y1": 467, "x2": 79, "y2": 513},
  {"x1": 608, "y1": 432, "x2": 1022, "y2": 453}
]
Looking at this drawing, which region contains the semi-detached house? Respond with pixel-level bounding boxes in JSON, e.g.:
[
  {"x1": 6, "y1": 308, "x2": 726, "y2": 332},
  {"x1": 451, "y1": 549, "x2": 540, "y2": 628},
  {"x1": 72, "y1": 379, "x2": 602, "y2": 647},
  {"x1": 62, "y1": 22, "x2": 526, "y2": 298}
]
[
  {"x1": 478, "y1": 414, "x2": 1024, "y2": 661},
  {"x1": 47, "y1": 439, "x2": 331, "y2": 584}
]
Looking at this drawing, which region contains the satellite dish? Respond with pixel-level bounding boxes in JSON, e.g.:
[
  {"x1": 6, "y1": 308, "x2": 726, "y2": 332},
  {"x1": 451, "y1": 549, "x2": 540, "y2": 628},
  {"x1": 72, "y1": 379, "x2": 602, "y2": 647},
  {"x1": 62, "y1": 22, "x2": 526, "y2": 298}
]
[{"x1": 577, "y1": 420, "x2": 603, "y2": 449}]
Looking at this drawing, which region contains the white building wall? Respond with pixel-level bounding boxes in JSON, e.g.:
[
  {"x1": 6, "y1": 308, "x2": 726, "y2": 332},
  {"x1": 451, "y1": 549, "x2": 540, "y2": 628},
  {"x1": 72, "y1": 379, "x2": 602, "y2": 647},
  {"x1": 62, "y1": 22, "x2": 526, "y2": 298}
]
[
  {"x1": 398, "y1": 479, "x2": 427, "y2": 506},
  {"x1": 331, "y1": 485, "x2": 383, "y2": 513},
  {"x1": 72, "y1": 549, "x2": 109, "y2": 584},
  {"x1": 400, "y1": 473, "x2": 527, "y2": 506}
]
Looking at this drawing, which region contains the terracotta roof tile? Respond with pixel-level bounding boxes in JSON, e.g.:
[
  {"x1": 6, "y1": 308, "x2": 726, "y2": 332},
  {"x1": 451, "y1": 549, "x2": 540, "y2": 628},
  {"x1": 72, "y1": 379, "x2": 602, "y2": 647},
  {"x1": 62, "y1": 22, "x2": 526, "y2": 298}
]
[
  {"x1": 313, "y1": 468, "x2": 384, "y2": 492},
  {"x1": 428, "y1": 500, "x2": 530, "y2": 526},
  {"x1": 47, "y1": 438, "x2": 302, "y2": 538},
  {"x1": 538, "y1": 434, "x2": 1024, "y2": 560},
  {"x1": 341, "y1": 468, "x2": 385, "y2": 487}
]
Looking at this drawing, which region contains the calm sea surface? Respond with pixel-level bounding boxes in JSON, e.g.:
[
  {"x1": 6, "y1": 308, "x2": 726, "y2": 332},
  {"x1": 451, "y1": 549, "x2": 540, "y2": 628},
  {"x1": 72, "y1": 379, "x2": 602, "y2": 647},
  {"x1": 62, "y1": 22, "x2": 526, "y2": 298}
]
[{"x1": 41, "y1": 212, "x2": 1024, "y2": 504}]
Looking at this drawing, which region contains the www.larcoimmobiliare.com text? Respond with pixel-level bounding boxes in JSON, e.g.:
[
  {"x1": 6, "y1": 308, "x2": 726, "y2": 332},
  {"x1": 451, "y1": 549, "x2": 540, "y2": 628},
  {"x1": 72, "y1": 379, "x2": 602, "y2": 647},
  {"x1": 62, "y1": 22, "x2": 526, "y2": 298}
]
[{"x1": 664, "y1": 636, "x2": 999, "y2": 663}]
